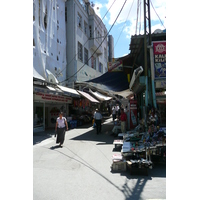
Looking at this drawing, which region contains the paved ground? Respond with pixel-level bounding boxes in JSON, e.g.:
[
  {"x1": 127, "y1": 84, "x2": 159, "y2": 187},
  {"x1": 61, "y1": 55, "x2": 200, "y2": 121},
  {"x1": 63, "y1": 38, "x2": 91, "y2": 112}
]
[{"x1": 33, "y1": 118, "x2": 166, "y2": 200}]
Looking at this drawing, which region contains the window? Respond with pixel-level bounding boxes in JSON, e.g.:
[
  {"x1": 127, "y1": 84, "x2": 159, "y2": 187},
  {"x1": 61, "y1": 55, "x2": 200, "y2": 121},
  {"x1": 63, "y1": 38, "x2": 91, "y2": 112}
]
[
  {"x1": 91, "y1": 56, "x2": 96, "y2": 69},
  {"x1": 77, "y1": 13, "x2": 82, "y2": 28},
  {"x1": 84, "y1": 48, "x2": 88, "y2": 65},
  {"x1": 95, "y1": 27, "x2": 97, "y2": 38},
  {"x1": 89, "y1": 25, "x2": 92, "y2": 38},
  {"x1": 84, "y1": 21, "x2": 87, "y2": 35},
  {"x1": 78, "y1": 42, "x2": 83, "y2": 61},
  {"x1": 44, "y1": 6, "x2": 47, "y2": 29},
  {"x1": 65, "y1": 7, "x2": 67, "y2": 22},
  {"x1": 99, "y1": 62, "x2": 103, "y2": 73},
  {"x1": 33, "y1": 3, "x2": 35, "y2": 21},
  {"x1": 104, "y1": 48, "x2": 107, "y2": 60},
  {"x1": 33, "y1": 39, "x2": 35, "y2": 47}
]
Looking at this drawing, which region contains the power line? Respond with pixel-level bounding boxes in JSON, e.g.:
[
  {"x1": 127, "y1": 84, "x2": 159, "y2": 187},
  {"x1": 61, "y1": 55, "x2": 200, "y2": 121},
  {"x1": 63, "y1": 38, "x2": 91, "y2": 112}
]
[
  {"x1": 138, "y1": 0, "x2": 142, "y2": 34},
  {"x1": 150, "y1": 0, "x2": 166, "y2": 29},
  {"x1": 60, "y1": 0, "x2": 128, "y2": 84},
  {"x1": 58, "y1": 0, "x2": 117, "y2": 78},
  {"x1": 114, "y1": 0, "x2": 135, "y2": 49}
]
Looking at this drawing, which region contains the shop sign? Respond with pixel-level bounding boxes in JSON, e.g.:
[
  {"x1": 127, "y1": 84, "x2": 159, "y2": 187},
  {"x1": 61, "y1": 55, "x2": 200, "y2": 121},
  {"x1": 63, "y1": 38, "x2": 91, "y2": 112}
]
[
  {"x1": 153, "y1": 41, "x2": 166, "y2": 79},
  {"x1": 107, "y1": 60, "x2": 123, "y2": 72},
  {"x1": 34, "y1": 92, "x2": 72, "y2": 104},
  {"x1": 155, "y1": 80, "x2": 166, "y2": 89}
]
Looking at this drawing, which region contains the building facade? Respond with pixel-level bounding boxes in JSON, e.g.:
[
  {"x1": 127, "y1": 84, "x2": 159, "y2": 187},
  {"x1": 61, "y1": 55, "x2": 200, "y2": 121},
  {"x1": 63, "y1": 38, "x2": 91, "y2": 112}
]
[
  {"x1": 65, "y1": 0, "x2": 109, "y2": 87},
  {"x1": 33, "y1": 0, "x2": 67, "y2": 83}
]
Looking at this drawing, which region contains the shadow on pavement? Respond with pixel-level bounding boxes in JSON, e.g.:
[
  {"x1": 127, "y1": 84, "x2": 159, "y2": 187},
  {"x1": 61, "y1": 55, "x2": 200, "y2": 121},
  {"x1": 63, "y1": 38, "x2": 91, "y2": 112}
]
[
  {"x1": 70, "y1": 122, "x2": 115, "y2": 145},
  {"x1": 37, "y1": 117, "x2": 166, "y2": 200},
  {"x1": 50, "y1": 145, "x2": 62, "y2": 150},
  {"x1": 33, "y1": 130, "x2": 55, "y2": 145}
]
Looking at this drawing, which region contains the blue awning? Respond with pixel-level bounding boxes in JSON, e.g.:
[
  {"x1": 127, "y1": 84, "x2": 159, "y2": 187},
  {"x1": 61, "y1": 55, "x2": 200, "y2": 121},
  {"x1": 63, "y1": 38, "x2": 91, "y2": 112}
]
[{"x1": 86, "y1": 72, "x2": 129, "y2": 92}]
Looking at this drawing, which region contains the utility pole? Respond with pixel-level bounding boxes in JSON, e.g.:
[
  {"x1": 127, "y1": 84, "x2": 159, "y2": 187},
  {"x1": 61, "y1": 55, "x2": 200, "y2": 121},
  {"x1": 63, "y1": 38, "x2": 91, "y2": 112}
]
[{"x1": 143, "y1": 0, "x2": 152, "y2": 130}]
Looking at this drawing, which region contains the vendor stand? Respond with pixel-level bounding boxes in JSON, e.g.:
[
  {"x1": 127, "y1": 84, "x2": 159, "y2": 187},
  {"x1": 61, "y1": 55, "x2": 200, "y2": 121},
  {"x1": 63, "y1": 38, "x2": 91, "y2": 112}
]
[{"x1": 111, "y1": 118, "x2": 166, "y2": 175}]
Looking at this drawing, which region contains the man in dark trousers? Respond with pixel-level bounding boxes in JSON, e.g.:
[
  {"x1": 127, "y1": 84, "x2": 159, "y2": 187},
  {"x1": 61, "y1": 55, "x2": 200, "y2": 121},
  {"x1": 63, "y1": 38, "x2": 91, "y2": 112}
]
[{"x1": 94, "y1": 109, "x2": 102, "y2": 134}]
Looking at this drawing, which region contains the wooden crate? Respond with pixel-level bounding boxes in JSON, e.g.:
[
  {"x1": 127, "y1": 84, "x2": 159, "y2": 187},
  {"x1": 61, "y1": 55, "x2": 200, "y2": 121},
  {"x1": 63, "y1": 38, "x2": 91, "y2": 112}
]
[{"x1": 111, "y1": 161, "x2": 127, "y2": 171}]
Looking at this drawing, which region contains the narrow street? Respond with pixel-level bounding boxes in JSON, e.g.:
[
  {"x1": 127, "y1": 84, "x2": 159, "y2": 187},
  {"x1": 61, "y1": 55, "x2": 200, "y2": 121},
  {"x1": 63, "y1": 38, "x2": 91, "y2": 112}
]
[{"x1": 33, "y1": 118, "x2": 166, "y2": 200}]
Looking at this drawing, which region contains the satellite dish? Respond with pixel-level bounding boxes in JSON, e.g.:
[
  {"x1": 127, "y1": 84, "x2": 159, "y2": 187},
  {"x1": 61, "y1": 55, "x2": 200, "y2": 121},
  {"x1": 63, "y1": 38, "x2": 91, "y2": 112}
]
[
  {"x1": 46, "y1": 69, "x2": 59, "y2": 84},
  {"x1": 153, "y1": 29, "x2": 163, "y2": 34}
]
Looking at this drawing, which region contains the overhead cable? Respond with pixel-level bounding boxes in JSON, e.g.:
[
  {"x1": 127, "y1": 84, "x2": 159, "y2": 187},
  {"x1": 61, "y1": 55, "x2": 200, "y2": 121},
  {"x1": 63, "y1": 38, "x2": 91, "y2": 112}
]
[
  {"x1": 114, "y1": 0, "x2": 135, "y2": 49},
  {"x1": 60, "y1": 0, "x2": 128, "y2": 84},
  {"x1": 150, "y1": 0, "x2": 166, "y2": 29},
  {"x1": 58, "y1": 0, "x2": 117, "y2": 78}
]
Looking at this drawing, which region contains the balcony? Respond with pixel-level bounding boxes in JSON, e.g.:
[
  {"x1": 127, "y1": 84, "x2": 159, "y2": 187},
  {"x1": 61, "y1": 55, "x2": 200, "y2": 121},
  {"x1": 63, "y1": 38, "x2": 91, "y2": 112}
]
[{"x1": 89, "y1": 37, "x2": 102, "y2": 55}]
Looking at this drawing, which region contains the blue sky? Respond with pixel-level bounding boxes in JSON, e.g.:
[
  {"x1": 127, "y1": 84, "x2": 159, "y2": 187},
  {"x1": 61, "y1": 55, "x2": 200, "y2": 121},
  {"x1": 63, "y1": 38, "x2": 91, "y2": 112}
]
[{"x1": 92, "y1": 0, "x2": 166, "y2": 58}]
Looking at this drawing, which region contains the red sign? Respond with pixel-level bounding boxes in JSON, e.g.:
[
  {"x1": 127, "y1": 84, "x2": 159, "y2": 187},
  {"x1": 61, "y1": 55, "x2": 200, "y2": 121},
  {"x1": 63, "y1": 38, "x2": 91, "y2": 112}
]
[
  {"x1": 34, "y1": 93, "x2": 72, "y2": 103},
  {"x1": 153, "y1": 41, "x2": 166, "y2": 55},
  {"x1": 153, "y1": 41, "x2": 166, "y2": 78}
]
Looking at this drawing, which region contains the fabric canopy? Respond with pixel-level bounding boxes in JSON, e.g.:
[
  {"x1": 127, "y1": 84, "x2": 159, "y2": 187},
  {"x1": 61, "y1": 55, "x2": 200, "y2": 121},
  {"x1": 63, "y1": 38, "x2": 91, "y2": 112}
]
[
  {"x1": 86, "y1": 72, "x2": 129, "y2": 92},
  {"x1": 77, "y1": 90, "x2": 99, "y2": 103},
  {"x1": 89, "y1": 89, "x2": 112, "y2": 101},
  {"x1": 33, "y1": 67, "x2": 46, "y2": 81},
  {"x1": 57, "y1": 85, "x2": 80, "y2": 97}
]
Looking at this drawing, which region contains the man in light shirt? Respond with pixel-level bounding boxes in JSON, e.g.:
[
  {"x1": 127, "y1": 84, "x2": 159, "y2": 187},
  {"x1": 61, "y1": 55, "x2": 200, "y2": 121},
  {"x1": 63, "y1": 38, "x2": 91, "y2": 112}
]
[{"x1": 94, "y1": 109, "x2": 102, "y2": 134}]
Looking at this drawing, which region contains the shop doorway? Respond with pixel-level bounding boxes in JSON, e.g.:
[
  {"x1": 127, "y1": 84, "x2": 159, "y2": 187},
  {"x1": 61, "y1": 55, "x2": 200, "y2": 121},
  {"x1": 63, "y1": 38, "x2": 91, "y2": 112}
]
[{"x1": 34, "y1": 102, "x2": 44, "y2": 131}]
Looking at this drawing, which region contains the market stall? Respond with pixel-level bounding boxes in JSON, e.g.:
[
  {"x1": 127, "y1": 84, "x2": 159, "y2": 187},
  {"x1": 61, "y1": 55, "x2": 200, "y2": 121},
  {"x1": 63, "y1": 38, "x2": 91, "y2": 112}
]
[{"x1": 111, "y1": 119, "x2": 166, "y2": 176}]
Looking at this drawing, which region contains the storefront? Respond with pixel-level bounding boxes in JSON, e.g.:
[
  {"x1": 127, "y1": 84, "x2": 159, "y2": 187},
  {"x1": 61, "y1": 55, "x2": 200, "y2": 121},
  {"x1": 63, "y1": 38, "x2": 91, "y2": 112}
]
[
  {"x1": 33, "y1": 85, "x2": 78, "y2": 132},
  {"x1": 155, "y1": 91, "x2": 166, "y2": 126}
]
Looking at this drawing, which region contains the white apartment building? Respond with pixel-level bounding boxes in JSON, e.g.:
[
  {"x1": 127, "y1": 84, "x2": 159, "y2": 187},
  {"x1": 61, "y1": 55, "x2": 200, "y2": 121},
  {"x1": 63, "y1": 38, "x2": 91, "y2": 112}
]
[
  {"x1": 33, "y1": 0, "x2": 67, "y2": 83},
  {"x1": 65, "y1": 0, "x2": 108, "y2": 87}
]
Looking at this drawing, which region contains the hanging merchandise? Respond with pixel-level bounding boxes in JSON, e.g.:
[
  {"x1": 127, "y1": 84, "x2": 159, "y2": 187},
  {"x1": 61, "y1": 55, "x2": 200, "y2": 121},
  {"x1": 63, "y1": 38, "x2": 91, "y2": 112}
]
[
  {"x1": 129, "y1": 100, "x2": 137, "y2": 129},
  {"x1": 79, "y1": 99, "x2": 82, "y2": 107}
]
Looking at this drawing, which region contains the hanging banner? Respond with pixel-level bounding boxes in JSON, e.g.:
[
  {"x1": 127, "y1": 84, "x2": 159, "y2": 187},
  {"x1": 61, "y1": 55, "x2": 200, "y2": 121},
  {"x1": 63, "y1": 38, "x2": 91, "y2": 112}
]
[
  {"x1": 153, "y1": 41, "x2": 166, "y2": 78},
  {"x1": 107, "y1": 60, "x2": 123, "y2": 72}
]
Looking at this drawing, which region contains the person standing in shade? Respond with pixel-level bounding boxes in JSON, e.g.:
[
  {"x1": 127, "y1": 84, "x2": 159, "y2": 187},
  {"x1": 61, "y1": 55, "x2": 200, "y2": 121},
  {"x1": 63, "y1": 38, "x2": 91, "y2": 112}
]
[
  {"x1": 112, "y1": 106, "x2": 116, "y2": 121},
  {"x1": 94, "y1": 109, "x2": 102, "y2": 134},
  {"x1": 55, "y1": 112, "x2": 68, "y2": 147},
  {"x1": 120, "y1": 108, "x2": 127, "y2": 133}
]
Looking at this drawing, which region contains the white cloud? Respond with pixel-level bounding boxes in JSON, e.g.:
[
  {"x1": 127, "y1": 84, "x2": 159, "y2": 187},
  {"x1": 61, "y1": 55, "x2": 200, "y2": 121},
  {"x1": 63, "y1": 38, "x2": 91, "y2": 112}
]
[
  {"x1": 103, "y1": 0, "x2": 166, "y2": 38},
  {"x1": 93, "y1": 2, "x2": 103, "y2": 19},
  {"x1": 105, "y1": 0, "x2": 137, "y2": 25}
]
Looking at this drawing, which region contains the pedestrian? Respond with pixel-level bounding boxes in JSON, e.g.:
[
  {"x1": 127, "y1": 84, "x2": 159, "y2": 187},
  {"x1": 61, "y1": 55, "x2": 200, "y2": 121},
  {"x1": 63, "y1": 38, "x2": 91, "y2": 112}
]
[
  {"x1": 120, "y1": 108, "x2": 127, "y2": 133},
  {"x1": 55, "y1": 112, "x2": 68, "y2": 147},
  {"x1": 107, "y1": 104, "x2": 111, "y2": 116},
  {"x1": 112, "y1": 106, "x2": 116, "y2": 121},
  {"x1": 94, "y1": 109, "x2": 102, "y2": 134}
]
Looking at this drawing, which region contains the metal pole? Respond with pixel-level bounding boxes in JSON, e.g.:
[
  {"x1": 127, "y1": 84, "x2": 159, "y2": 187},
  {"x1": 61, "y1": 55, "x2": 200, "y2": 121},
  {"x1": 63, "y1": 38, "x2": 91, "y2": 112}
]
[
  {"x1": 144, "y1": 0, "x2": 148, "y2": 131},
  {"x1": 147, "y1": 0, "x2": 152, "y2": 45},
  {"x1": 150, "y1": 45, "x2": 157, "y2": 109}
]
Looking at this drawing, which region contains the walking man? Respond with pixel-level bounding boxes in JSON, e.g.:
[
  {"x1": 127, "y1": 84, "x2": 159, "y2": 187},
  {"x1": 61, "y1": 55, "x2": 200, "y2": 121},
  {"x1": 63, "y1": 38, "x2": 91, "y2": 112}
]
[
  {"x1": 94, "y1": 109, "x2": 102, "y2": 134},
  {"x1": 120, "y1": 108, "x2": 127, "y2": 133}
]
